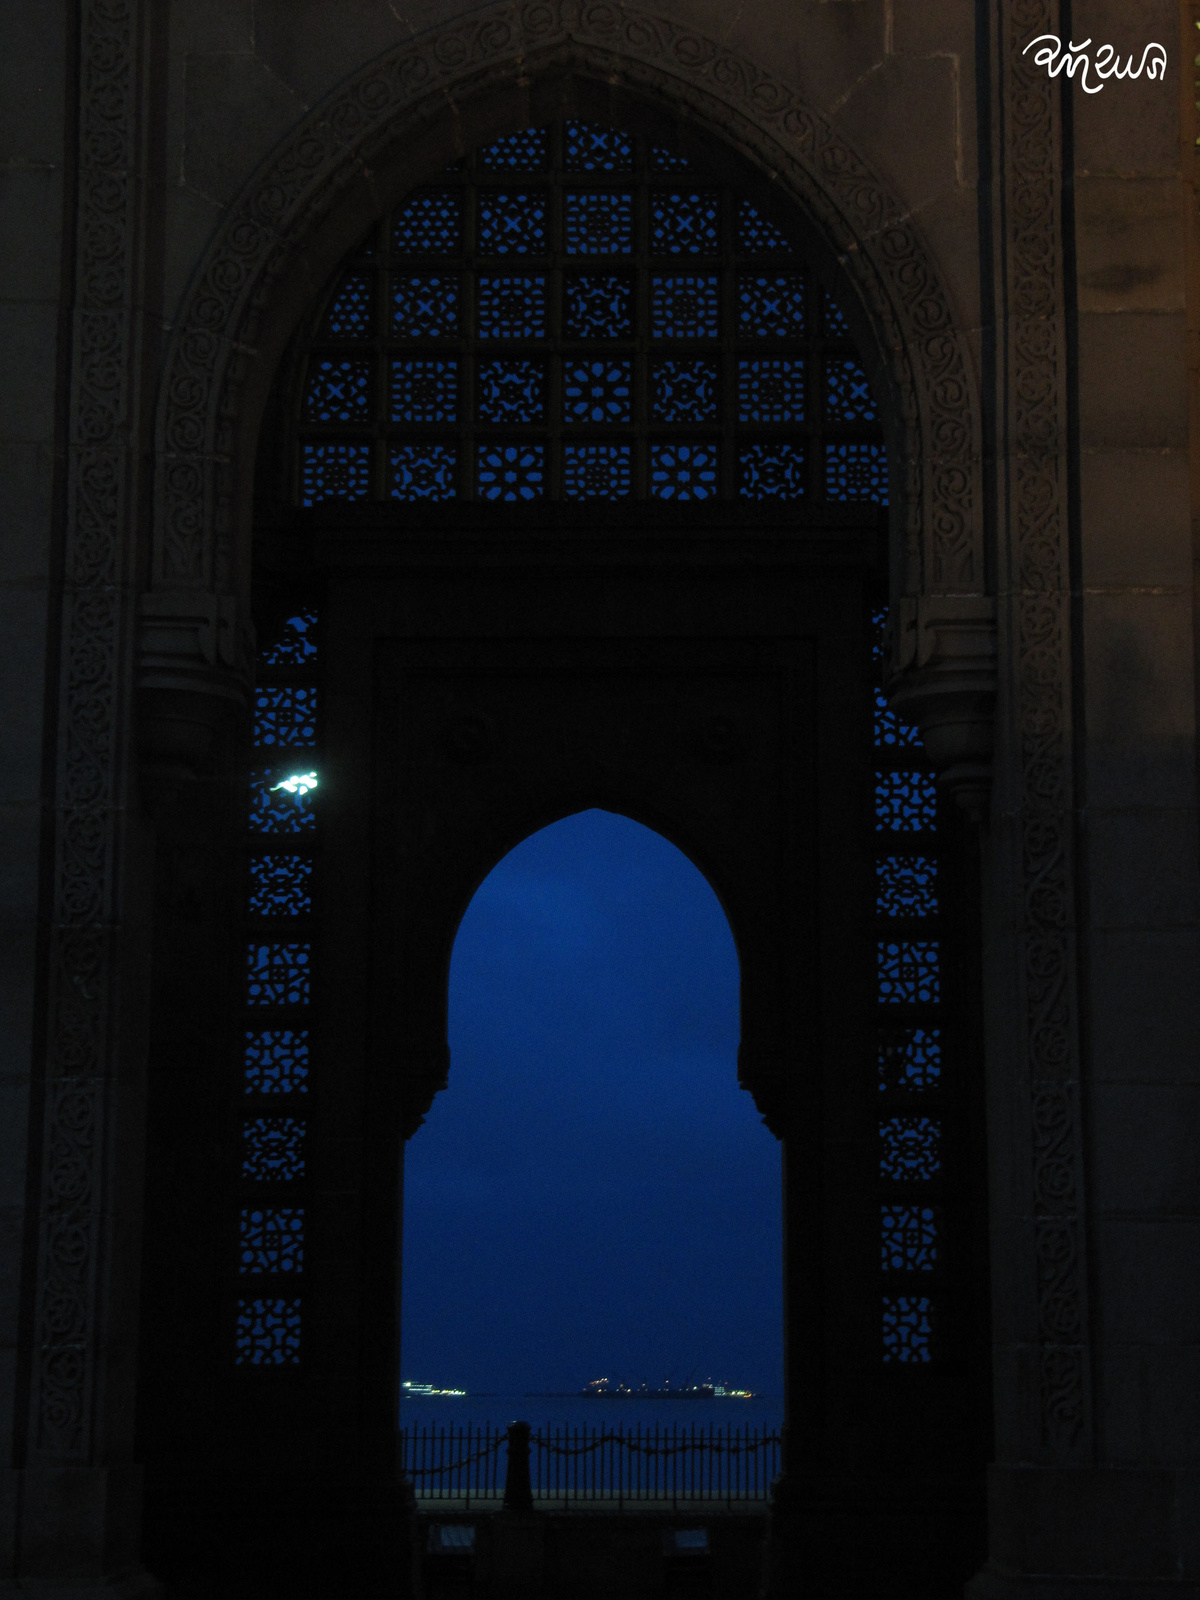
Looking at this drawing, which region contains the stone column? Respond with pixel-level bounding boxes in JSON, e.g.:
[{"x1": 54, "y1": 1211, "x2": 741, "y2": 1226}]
[
  {"x1": 969, "y1": 1, "x2": 1200, "y2": 1593},
  {"x1": 0, "y1": 0, "x2": 166, "y2": 1590}
]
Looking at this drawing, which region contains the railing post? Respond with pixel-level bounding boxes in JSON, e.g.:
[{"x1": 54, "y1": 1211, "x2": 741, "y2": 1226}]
[{"x1": 503, "y1": 1420, "x2": 533, "y2": 1511}]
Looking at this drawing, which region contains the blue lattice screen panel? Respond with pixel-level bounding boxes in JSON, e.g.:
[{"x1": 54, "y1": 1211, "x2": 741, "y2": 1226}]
[
  {"x1": 878, "y1": 1027, "x2": 942, "y2": 1094},
  {"x1": 237, "y1": 610, "x2": 322, "y2": 1368},
  {"x1": 882, "y1": 1297, "x2": 933, "y2": 1364},
  {"x1": 870, "y1": 603, "x2": 947, "y2": 1363},
  {"x1": 879, "y1": 1117, "x2": 942, "y2": 1183},
  {"x1": 293, "y1": 119, "x2": 886, "y2": 506},
  {"x1": 244, "y1": 1030, "x2": 310, "y2": 1095},
  {"x1": 235, "y1": 1299, "x2": 302, "y2": 1367},
  {"x1": 881, "y1": 1206, "x2": 939, "y2": 1272},
  {"x1": 651, "y1": 191, "x2": 720, "y2": 254},
  {"x1": 242, "y1": 1117, "x2": 307, "y2": 1182},
  {"x1": 565, "y1": 192, "x2": 634, "y2": 255},
  {"x1": 240, "y1": 1208, "x2": 305, "y2": 1273}
]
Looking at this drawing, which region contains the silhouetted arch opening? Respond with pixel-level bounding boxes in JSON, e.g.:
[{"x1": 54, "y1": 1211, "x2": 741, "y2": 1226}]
[{"x1": 402, "y1": 808, "x2": 782, "y2": 1406}]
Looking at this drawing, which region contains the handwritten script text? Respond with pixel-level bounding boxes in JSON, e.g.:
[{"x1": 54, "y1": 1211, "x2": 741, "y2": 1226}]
[{"x1": 1022, "y1": 36, "x2": 1167, "y2": 94}]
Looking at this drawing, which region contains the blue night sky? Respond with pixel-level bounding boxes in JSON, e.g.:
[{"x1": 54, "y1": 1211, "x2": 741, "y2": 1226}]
[{"x1": 400, "y1": 808, "x2": 783, "y2": 1398}]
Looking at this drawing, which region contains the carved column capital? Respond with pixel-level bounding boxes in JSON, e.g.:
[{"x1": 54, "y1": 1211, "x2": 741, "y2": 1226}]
[
  {"x1": 136, "y1": 590, "x2": 252, "y2": 808},
  {"x1": 886, "y1": 594, "x2": 997, "y2": 823}
]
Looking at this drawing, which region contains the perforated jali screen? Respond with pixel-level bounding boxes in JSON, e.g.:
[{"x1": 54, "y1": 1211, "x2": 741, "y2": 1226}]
[{"x1": 290, "y1": 120, "x2": 886, "y2": 506}]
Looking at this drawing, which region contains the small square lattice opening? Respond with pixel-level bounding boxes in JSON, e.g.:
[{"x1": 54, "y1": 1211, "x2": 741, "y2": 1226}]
[
  {"x1": 244, "y1": 1030, "x2": 310, "y2": 1095},
  {"x1": 650, "y1": 443, "x2": 717, "y2": 500},
  {"x1": 877, "y1": 940, "x2": 941, "y2": 1005},
  {"x1": 882, "y1": 1297, "x2": 933, "y2": 1363},
  {"x1": 240, "y1": 1208, "x2": 305, "y2": 1273},
  {"x1": 879, "y1": 1116, "x2": 941, "y2": 1182},
  {"x1": 235, "y1": 1298, "x2": 301, "y2": 1366},
  {"x1": 248, "y1": 855, "x2": 313, "y2": 918},
  {"x1": 878, "y1": 1028, "x2": 942, "y2": 1094},
  {"x1": 565, "y1": 192, "x2": 634, "y2": 255},
  {"x1": 242, "y1": 1117, "x2": 307, "y2": 1181},
  {"x1": 881, "y1": 1206, "x2": 938, "y2": 1272},
  {"x1": 563, "y1": 445, "x2": 632, "y2": 499}
]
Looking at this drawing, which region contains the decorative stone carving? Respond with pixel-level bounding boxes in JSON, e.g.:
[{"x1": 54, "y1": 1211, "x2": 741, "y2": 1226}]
[
  {"x1": 30, "y1": 0, "x2": 141, "y2": 1469},
  {"x1": 148, "y1": 0, "x2": 994, "y2": 796},
  {"x1": 999, "y1": 0, "x2": 1092, "y2": 1464}
]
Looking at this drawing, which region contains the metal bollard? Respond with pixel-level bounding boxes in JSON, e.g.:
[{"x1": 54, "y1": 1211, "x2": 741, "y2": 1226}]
[{"x1": 503, "y1": 1420, "x2": 534, "y2": 1511}]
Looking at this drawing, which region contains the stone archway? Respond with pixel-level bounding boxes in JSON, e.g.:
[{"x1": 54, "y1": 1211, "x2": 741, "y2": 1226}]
[
  {"x1": 22, "y1": 0, "x2": 1100, "y2": 1592},
  {"x1": 141, "y1": 0, "x2": 995, "y2": 811}
]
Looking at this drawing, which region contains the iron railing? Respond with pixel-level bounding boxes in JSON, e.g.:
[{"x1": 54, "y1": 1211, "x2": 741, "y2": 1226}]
[{"x1": 400, "y1": 1419, "x2": 781, "y2": 1509}]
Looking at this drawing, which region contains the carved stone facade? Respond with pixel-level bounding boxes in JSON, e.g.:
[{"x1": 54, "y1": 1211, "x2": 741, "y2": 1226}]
[{"x1": 0, "y1": 0, "x2": 1196, "y2": 1595}]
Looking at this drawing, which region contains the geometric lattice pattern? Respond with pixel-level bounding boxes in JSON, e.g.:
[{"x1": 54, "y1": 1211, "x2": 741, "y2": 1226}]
[
  {"x1": 563, "y1": 444, "x2": 632, "y2": 499},
  {"x1": 253, "y1": 687, "x2": 318, "y2": 749},
  {"x1": 235, "y1": 1299, "x2": 302, "y2": 1366},
  {"x1": 393, "y1": 190, "x2": 462, "y2": 255},
  {"x1": 303, "y1": 359, "x2": 371, "y2": 422},
  {"x1": 242, "y1": 1117, "x2": 307, "y2": 1181},
  {"x1": 479, "y1": 191, "x2": 546, "y2": 254},
  {"x1": 651, "y1": 275, "x2": 720, "y2": 337},
  {"x1": 301, "y1": 443, "x2": 370, "y2": 505},
  {"x1": 478, "y1": 276, "x2": 547, "y2": 339},
  {"x1": 879, "y1": 1117, "x2": 941, "y2": 1182},
  {"x1": 738, "y1": 201, "x2": 789, "y2": 254},
  {"x1": 390, "y1": 444, "x2": 457, "y2": 500},
  {"x1": 738, "y1": 275, "x2": 805, "y2": 336},
  {"x1": 565, "y1": 275, "x2": 634, "y2": 339},
  {"x1": 240, "y1": 1208, "x2": 305, "y2": 1274},
  {"x1": 565, "y1": 191, "x2": 633, "y2": 254},
  {"x1": 650, "y1": 443, "x2": 717, "y2": 500},
  {"x1": 882, "y1": 1297, "x2": 933, "y2": 1363},
  {"x1": 874, "y1": 687, "x2": 924, "y2": 750},
  {"x1": 391, "y1": 359, "x2": 458, "y2": 423},
  {"x1": 565, "y1": 121, "x2": 634, "y2": 172},
  {"x1": 477, "y1": 443, "x2": 545, "y2": 500},
  {"x1": 478, "y1": 128, "x2": 548, "y2": 171},
  {"x1": 825, "y1": 358, "x2": 876, "y2": 421},
  {"x1": 246, "y1": 943, "x2": 311, "y2": 1008},
  {"x1": 259, "y1": 612, "x2": 318, "y2": 668},
  {"x1": 563, "y1": 359, "x2": 632, "y2": 423},
  {"x1": 651, "y1": 192, "x2": 720, "y2": 255},
  {"x1": 392, "y1": 276, "x2": 459, "y2": 338},
  {"x1": 824, "y1": 292, "x2": 849, "y2": 337},
  {"x1": 826, "y1": 441, "x2": 888, "y2": 503},
  {"x1": 248, "y1": 855, "x2": 314, "y2": 918},
  {"x1": 877, "y1": 940, "x2": 940, "y2": 1005},
  {"x1": 479, "y1": 360, "x2": 545, "y2": 423},
  {"x1": 875, "y1": 856, "x2": 938, "y2": 918},
  {"x1": 738, "y1": 443, "x2": 805, "y2": 499},
  {"x1": 296, "y1": 120, "x2": 883, "y2": 507},
  {"x1": 323, "y1": 274, "x2": 373, "y2": 338},
  {"x1": 875, "y1": 771, "x2": 938, "y2": 832},
  {"x1": 881, "y1": 1206, "x2": 938, "y2": 1272},
  {"x1": 651, "y1": 359, "x2": 718, "y2": 422},
  {"x1": 878, "y1": 1027, "x2": 942, "y2": 1094},
  {"x1": 244, "y1": 1029, "x2": 310, "y2": 1095},
  {"x1": 737, "y1": 359, "x2": 805, "y2": 423}
]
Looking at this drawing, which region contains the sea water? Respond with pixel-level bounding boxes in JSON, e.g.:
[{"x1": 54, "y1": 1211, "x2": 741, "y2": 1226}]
[{"x1": 399, "y1": 1393, "x2": 783, "y2": 1435}]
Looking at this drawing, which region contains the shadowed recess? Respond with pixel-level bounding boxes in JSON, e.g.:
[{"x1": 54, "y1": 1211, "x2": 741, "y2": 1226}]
[{"x1": 402, "y1": 808, "x2": 782, "y2": 1399}]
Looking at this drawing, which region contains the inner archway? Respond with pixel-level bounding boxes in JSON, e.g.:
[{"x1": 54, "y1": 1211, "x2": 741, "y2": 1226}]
[{"x1": 402, "y1": 808, "x2": 781, "y2": 1406}]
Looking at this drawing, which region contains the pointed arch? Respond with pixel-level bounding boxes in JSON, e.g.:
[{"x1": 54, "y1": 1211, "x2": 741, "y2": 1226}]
[{"x1": 143, "y1": 0, "x2": 993, "y2": 807}]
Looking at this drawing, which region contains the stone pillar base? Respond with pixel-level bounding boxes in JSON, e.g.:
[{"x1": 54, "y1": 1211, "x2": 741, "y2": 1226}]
[
  {"x1": 0, "y1": 1575, "x2": 162, "y2": 1600},
  {"x1": 970, "y1": 1465, "x2": 1200, "y2": 1597},
  {"x1": 968, "y1": 1573, "x2": 1200, "y2": 1600}
]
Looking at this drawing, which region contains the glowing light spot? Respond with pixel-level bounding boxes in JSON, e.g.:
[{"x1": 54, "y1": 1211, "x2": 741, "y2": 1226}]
[{"x1": 270, "y1": 772, "x2": 319, "y2": 795}]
